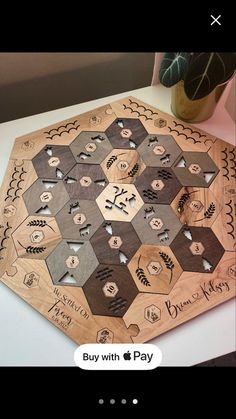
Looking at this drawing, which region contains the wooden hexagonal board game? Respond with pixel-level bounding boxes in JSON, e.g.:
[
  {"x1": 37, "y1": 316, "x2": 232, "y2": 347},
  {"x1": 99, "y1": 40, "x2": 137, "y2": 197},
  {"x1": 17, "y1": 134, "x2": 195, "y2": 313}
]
[{"x1": 0, "y1": 96, "x2": 235, "y2": 345}]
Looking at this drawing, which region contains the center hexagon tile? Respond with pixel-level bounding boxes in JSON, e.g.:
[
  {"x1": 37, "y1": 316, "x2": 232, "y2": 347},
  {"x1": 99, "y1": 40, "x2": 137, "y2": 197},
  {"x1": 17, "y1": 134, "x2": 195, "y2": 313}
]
[
  {"x1": 131, "y1": 203, "x2": 182, "y2": 246},
  {"x1": 170, "y1": 226, "x2": 225, "y2": 273},
  {"x1": 105, "y1": 118, "x2": 148, "y2": 149},
  {"x1": 63, "y1": 163, "x2": 108, "y2": 200},
  {"x1": 101, "y1": 149, "x2": 146, "y2": 183},
  {"x1": 90, "y1": 221, "x2": 141, "y2": 265},
  {"x1": 83, "y1": 265, "x2": 139, "y2": 317},
  {"x1": 32, "y1": 145, "x2": 76, "y2": 180},
  {"x1": 46, "y1": 239, "x2": 99, "y2": 286},
  {"x1": 128, "y1": 244, "x2": 182, "y2": 294},
  {"x1": 96, "y1": 183, "x2": 144, "y2": 222},
  {"x1": 23, "y1": 179, "x2": 70, "y2": 216},
  {"x1": 55, "y1": 198, "x2": 103, "y2": 240},
  {"x1": 137, "y1": 134, "x2": 182, "y2": 167},
  {"x1": 12, "y1": 216, "x2": 62, "y2": 259},
  {"x1": 69, "y1": 131, "x2": 113, "y2": 164},
  {"x1": 172, "y1": 152, "x2": 219, "y2": 187},
  {"x1": 135, "y1": 167, "x2": 182, "y2": 204}
]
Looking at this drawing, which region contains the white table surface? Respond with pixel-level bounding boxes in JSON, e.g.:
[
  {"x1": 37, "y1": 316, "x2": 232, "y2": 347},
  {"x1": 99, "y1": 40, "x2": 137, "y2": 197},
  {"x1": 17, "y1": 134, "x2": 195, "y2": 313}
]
[{"x1": 0, "y1": 85, "x2": 235, "y2": 366}]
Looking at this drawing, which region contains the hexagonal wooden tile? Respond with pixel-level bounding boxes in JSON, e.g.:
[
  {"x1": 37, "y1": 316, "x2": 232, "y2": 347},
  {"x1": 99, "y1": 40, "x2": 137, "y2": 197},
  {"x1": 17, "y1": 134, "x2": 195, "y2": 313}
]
[
  {"x1": 105, "y1": 118, "x2": 148, "y2": 149},
  {"x1": 135, "y1": 167, "x2": 182, "y2": 204},
  {"x1": 12, "y1": 216, "x2": 62, "y2": 259},
  {"x1": 173, "y1": 152, "x2": 219, "y2": 187},
  {"x1": 171, "y1": 186, "x2": 222, "y2": 227},
  {"x1": 46, "y1": 239, "x2": 99, "y2": 286},
  {"x1": 128, "y1": 244, "x2": 182, "y2": 294},
  {"x1": 55, "y1": 198, "x2": 104, "y2": 240},
  {"x1": 23, "y1": 179, "x2": 70, "y2": 216},
  {"x1": 90, "y1": 221, "x2": 141, "y2": 265},
  {"x1": 69, "y1": 131, "x2": 113, "y2": 164},
  {"x1": 96, "y1": 183, "x2": 144, "y2": 222},
  {"x1": 32, "y1": 145, "x2": 76, "y2": 180},
  {"x1": 101, "y1": 149, "x2": 146, "y2": 183},
  {"x1": 170, "y1": 226, "x2": 224, "y2": 273},
  {"x1": 137, "y1": 134, "x2": 182, "y2": 167},
  {"x1": 83, "y1": 264, "x2": 139, "y2": 317},
  {"x1": 131, "y1": 203, "x2": 182, "y2": 245},
  {"x1": 63, "y1": 163, "x2": 108, "y2": 200}
]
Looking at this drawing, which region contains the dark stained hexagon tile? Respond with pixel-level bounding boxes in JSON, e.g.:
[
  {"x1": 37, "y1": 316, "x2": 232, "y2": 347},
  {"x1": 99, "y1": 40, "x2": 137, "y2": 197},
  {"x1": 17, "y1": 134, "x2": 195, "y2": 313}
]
[
  {"x1": 69, "y1": 131, "x2": 113, "y2": 164},
  {"x1": 83, "y1": 264, "x2": 139, "y2": 317},
  {"x1": 46, "y1": 239, "x2": 99, "y2": 286},
  {"x1": 32, "y1": 145, "x2": 76, "y2": 180},
  {"x1": 131, "y1": 203, "x2": 182, "y2": 246},
  {"x1": 105, "y1": 118, "x2": 148, "y2": 149},
  {"x1": 137, "y1": 134, "x2": 182, "y2": 167},
  {"x1": 23, "y1": 179, "x2": 70, "y2": 216},
  {"x1": 172, "y1": 152, "x2": 219, "y2": 187},
  {"x1": 170, "y1": 226, "x2": 225, "y2": 273},
  {"x1": 90, "y1": 221, "x2": 141, "y2": 265},
  {"x1": 135, "y1": 167, "x2": 182, "y2": 204},
  {"x1": 55, "y1": 198, "x2": 104, "y2": 240},
  {"x1": 63, "y1": 163, "x2": 108, "y2": 200}
]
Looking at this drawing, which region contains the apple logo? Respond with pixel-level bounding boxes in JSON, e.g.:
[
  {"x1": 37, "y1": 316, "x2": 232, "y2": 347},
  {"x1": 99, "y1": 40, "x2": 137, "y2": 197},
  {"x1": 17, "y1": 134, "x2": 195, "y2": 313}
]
[{"x1": 123, "y1": 351, "x2": 131, "y2": 361}]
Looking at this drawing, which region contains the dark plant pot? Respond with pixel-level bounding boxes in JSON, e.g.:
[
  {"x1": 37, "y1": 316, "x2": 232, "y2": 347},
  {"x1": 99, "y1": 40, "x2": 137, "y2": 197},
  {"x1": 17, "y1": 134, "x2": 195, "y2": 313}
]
[{"x1": 171, "y1": 80, "x2": 227, "y2": 123}]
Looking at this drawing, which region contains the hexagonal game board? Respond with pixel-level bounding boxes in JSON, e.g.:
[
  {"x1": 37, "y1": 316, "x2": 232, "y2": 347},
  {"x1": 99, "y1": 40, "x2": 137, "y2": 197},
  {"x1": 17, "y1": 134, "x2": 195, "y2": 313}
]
[{"x1": 0, "y1": 97, "x2": 235, "y2": 344}]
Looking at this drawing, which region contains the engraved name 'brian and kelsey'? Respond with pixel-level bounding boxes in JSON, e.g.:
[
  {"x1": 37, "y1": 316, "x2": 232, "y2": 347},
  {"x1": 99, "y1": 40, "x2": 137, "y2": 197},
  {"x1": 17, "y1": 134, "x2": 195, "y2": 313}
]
[{"x1": 165, "y1": 280, "x2": 230, "y2": 319}]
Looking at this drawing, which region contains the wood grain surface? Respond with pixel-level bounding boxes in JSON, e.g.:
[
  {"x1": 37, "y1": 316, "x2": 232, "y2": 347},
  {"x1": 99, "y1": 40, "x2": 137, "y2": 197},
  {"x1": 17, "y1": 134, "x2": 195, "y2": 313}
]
[{"x1": 0, "y1": 96, "x2": 235, "y2": 345}]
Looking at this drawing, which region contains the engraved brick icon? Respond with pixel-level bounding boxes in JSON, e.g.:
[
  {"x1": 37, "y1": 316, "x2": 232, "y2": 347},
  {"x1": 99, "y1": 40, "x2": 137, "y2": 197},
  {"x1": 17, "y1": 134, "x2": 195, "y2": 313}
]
[
  {"x1": 40, "y1": 191, "x2": 53, "y2": 203},
  {"x1": 145, "y1": 305, "x2": 161, "y2": 323},
  {"x1": 188, "y1": 164, "x2": 201, "y2": 174},
  {"x1": 120, "y1": 129, "x2": 132, "y2": 138},
  {"x1": 189, "y1": 200, "x2": 204, "y2": 212},
  {"x1": 154, "y1": 118, "x2": 167, "y2": 128},
  {"x1": 48, "y1": 157, "x2": 60, "y2": 167},
  {"x1": 80, "y1": 176, "x2": 92, "y2": 187},
  {"x1": 97, "y1": 328, "x2": 114, "y2": 343},
  {"x1": 22, "y1": 140, "x2": 34, "y2": 150},
  {"x1": 24, "y1": 272, "x2": 39, "y2": 288},
  {"x1": 117, "y1": 161, "x2": 129, "y2": 171},
  {"x1": 90, "y1": 115, "x2": 101, "y2": 125},
  {"x1": 149, "y1": 218, "x2": 163, "y2": 230},
  {"x1": 147, "y1": 261, "x2": 163, "y2": 275},
  {"x1": 3, "y1": 205, "x2": 16, "y2": 217},
  {"x1": 153, "y1": 145, "x2": 165, "y2": 155},
  {"x1": 108, "y1": 236, "x2": 123, "y2": 249},
  {"x1": 85, "y1": 142, "x2": 97, "y2": 153},
  {"x1": 189, "y1": 241, "x2": 205, "y2": 255},
  {"x1": 30, "y1": 230, "x2": 45, "y2": 243},
  {"x1": 102, "y1": 282, "x2": 119, "y2": 297},
  {"x1": 73, "y1": 213, "x2": 86, "y2": 225},
  {"x1": 151, "y1": 179, "x2": 164, "y2": 191},
  {"x1": 65, "y1": 255, "x2": 79, "y2": 269}
]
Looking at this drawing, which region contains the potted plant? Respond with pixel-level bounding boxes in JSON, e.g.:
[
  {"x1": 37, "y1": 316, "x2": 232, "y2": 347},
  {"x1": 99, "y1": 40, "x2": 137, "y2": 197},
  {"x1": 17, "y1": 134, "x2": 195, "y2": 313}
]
[{"x1": 159, "y1": 53, "x2": 236, "y2": 122}]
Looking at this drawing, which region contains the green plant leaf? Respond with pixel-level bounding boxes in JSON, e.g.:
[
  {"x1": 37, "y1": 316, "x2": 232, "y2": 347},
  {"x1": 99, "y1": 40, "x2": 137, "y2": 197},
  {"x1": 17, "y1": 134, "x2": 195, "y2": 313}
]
[
  {"x1": 159, "y1": 53, "x2": 191, "y2": 87},
  {"x1": 184, "y1": 52, "x2": 236, "y2": 100}
]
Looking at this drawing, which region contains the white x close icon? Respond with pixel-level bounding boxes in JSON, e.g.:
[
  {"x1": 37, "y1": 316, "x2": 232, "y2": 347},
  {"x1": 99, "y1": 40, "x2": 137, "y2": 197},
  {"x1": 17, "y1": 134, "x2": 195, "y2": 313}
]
[{"x1": 211, "y1": 14, "x2": 221, "y2": 25}]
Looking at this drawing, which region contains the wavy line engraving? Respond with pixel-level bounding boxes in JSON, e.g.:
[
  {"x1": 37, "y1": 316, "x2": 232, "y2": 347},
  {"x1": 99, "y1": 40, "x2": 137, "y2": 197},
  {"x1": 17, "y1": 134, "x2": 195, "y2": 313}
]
[
  {"x1": 0, "y1": 222, "x2": 12, "y2": 255},
  {"x1": 44, "y1": 120, "x2": 78, "y2": 135},
  {"x1": 173, "y1": 121, "x2": 206, "y2": 138},
  {"x1": 122, "y1": 104, "x2": 152, "y2": 121},
  {"x1": 45, "y1": 122, "x2": 80, "y2": 140},
  {"x1": 168, "y1": 127, "x2": 201, "y2": 144},
  {"x1": 225, "y1": 200, "x2": 235, "y2": 240},
  {"x1": 221, "y1": 148, "x2": 229, "y2": 180},
  {"x1": 229, "y1": 148, "x2": 236, "y2": 179},
  {"x1": 129, "y1": 99, "x2": 159, "y2": 116}
]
